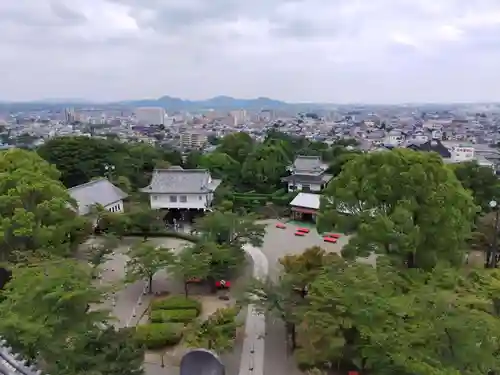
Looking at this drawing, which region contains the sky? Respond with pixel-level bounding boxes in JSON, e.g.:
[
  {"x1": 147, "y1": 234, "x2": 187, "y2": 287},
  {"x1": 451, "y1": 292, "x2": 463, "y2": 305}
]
[{"x1": 2, "y1": 0, "x2": 500, "y2": 103}]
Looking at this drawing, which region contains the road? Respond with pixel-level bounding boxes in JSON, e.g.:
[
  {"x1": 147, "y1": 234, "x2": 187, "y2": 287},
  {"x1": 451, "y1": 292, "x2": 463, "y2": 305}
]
[{"x1": 257, "y1": 220, "x2": 350, "y2": 375}]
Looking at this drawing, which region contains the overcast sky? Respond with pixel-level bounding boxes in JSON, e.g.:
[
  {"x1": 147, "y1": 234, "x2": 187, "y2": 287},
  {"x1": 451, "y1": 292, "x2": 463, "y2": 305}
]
[{"x1": 2, "y1": 0, "x2": 500, "y2": 103}]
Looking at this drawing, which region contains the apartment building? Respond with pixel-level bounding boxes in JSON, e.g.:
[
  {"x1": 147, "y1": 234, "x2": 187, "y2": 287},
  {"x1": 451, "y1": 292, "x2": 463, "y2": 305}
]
[
  {"x1": 135, "y1": 107, "x2": 166, "y2": 125},
  {"x1": 180, "y1": 131, "x2": 207, "y2": 149}
]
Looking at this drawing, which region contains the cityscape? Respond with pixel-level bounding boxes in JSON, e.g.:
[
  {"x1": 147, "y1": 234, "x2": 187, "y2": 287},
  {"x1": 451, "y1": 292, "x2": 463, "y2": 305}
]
[
  {"x1": 1, "y1": 99, "x2": 500, "y2": 171},
  {"x1": 3, "y1": 0, "x2": 500, "y2": 375}
]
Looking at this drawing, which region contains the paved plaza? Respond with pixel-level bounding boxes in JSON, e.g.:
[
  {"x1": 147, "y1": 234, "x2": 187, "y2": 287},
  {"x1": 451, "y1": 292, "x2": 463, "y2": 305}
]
[{"x1": 91, "y1": 220, "x2": 354, "y2": 375}]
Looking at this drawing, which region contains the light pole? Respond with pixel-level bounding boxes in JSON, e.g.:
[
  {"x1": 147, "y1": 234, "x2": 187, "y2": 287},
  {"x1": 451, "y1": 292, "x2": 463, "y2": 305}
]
[
  {"x1": 488, "y1": 200, "x2": 500, "y2": 268},
  {"x1": 104, "y1": 164, "x2": 115, "y2": 180}
]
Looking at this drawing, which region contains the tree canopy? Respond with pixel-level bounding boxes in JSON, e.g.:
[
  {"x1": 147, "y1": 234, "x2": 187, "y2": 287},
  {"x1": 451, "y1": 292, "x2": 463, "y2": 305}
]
[{"x1": 319, "y1": 149, "x2": 477, "y2": 270}]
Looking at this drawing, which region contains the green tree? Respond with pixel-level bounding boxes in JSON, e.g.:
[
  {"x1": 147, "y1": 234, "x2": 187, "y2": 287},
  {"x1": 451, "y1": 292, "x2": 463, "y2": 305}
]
[
  {"x1": 217, "y1": 132, "x2": 254, "y2": 163},
  {"x1": 241, "y1": 144, "x2": 290, "y2": 193},
  {"x1": 125, "y1": 241, "x2": 175, "y2": 293},
  {"x1": 319, "y1": 149, "x2": 477, "y2": 270},
  {"x1": 50, "y1": 327, "x2": 144, "y2": 375},
  {"x1": 170, "y1": 246, "x2": 211, "y2": 297},
  {"x1": 184, "y1": 150, "x2": 203, "y2": 169},
  {"x1": 0, "y1": 259, "x2": 107, "y2": 361},
  {"x1": 125, "y1": 205, "x2": 164, "y2": 238},
  {"x1": 199, "y1": 152, "x2": 241, "y2": 183},
  {"x1": 85, "y1": 234, "x2": 119, "y2": 277},
  {"x1": 451, "y1": 161, "x2": 500, "y2": 213},
  {"x1": 194, "y1": 211, "x2": 265, "y2": 249},
  {"x1": 0, "y1": 148, "x2": 91, "y2": 261},
  {"x1": 184, "y1": 307, "x2": 240, "y2": 353}
]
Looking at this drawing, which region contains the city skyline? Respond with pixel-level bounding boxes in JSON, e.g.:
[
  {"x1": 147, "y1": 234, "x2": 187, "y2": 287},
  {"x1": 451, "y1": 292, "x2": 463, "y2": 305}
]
[{"x1": 2, "y1": 0, "x2": 500, "y2": 103}]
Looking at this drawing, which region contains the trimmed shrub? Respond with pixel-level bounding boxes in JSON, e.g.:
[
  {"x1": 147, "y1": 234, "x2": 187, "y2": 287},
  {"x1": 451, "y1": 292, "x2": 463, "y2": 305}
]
[
  {"x1": 135, "y1": 323, "x2": 183, "y2": 349},
  {"x1": 150, "y1": 308, "x2": 198, "y2": 323},
  {"x1": 123, "y1": 231, "x2": 200, "y2": 243},
  {"x1": 151, "y1": 296, "x2": 202, "y2": 313}
]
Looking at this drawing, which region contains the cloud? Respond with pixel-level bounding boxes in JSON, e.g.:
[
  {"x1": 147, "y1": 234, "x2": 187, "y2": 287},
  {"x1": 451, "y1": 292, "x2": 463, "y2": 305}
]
[{"x1": 1, "y1": 0, "x2": 500, "y2": 103}]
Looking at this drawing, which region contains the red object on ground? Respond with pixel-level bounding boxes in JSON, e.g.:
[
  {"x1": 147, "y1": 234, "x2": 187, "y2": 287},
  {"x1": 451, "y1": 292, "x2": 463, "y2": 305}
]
[
  {"x1": 323, "y1": 236, "x2": 337, "y2": 243},
  {"x1": 297, "y1": 227, "x2": 310, "y2": 233},
  {"x1": 276, "y1": 223, "x2": 286, "y2": 229},
  {"x1": 326, "y1": 233, "x2": 341, "y2": 238},
  {"x1": 215, "y1": 280, "x2": 231, "y2": 289},
  {"x1": 294, "y1": 231, "x2": 305, "y2": 236},
  {"x1": 348, "y1": 372, "x2": 359, "y2": 375}
]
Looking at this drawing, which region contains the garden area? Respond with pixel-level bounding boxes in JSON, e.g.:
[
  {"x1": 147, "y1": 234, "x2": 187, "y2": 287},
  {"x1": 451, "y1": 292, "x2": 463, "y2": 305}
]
[{"x1": 135, "y1": 295, "x2": 241, "y2": 366}]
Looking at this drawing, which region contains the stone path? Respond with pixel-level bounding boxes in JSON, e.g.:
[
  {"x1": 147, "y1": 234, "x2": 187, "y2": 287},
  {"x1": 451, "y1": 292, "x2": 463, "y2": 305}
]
[{"x1": 239, "y1": 244, "x2": 269, "y2": 375}]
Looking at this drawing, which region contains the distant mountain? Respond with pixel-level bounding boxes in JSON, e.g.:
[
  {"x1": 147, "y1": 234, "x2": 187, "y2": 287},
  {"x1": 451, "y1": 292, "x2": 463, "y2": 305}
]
[
  {"x1": 0, "y1": 95, "x2": 317, "y2": 113},
  {"x1": 117, "y1": 95, "x2": 290, "y2": 111}
]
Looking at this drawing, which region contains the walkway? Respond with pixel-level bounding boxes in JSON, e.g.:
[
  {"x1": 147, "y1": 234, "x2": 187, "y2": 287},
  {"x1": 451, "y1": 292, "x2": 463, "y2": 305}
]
[{"x1": 239, "y1": 244, "x2": 269, "y2": 375}]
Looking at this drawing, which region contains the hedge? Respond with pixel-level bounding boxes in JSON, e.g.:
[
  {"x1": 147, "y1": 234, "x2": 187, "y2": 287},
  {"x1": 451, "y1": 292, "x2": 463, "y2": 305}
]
[
  {"x1": 135, "y1": 323, "x2": 184, "y2": 349},
  {"x1": 124, "y1": 231, "x2": 199, "y2": 243},
  {"x1": 150, "y1": 308, "x2": 198, "y2": 323},
  {"x1": 151, "y1": 296, "x2": 202, "y2": 313}
]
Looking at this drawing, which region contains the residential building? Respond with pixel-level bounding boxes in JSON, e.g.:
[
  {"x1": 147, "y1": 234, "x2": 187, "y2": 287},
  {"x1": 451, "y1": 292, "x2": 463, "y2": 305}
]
[
  {"x1": 180, "y1": 131, "x2": 208, "y2": 149},
  {"x1": 135, "y1": 107, "x2": 166, "y2": 125},
  {"x1": 68, "y1": 178, "x2": 128, "y2": 215},
  {"x1": 282, "y1": 155, "x2": 333, "y2": 193},
  {"x1": 140, "y1": 167, "x2": 221, "y2": 211}
]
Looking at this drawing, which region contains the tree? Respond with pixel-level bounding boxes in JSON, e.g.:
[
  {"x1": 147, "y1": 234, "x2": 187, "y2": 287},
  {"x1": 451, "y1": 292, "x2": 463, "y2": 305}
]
[
  {"x1": 125, "y1": 241, "x2": 175, "y2": 293},
  {"x1": 451, "y1": 161, "x2": 500, "y2": 213},
  {"x1": 0, "y1": 148, "x2": 91, "y2": 261},
  {"x1": 194, "y1": 211, "x2": 266, "y2": 249},
  {"x1": 49, "y1": 326, "x2": 144, "y2": 375},
  {"x1": 241, "y1": 144, "x2": 290, "y2": 193},
  {"x1": 85, "y1": 234, "x2": 119, "y2": 277},
  {"x1": 199, "y1": 152, "x2": 241, "y2": 183},
  {"x1": 184, "y1": 150, "x2": 203, "y2": 169},
  {"x1": 170, "y1": 246, "x2": 211, "y2": 297},
  {"x1": 319, "y1": 149, "x2": 477, "y2": 270},
  {"x1": 184, "y1": 307, "x2": 240, "y2": 353},
  {"x1": 217, "y1": 132, "x2": 254, "y2": 163},
  {"x1": 0, "y1": 259, "x2": 107, "y2": 362},
  {"x1": 125, "y1": 205, "x2": 164, "y2": 238}
]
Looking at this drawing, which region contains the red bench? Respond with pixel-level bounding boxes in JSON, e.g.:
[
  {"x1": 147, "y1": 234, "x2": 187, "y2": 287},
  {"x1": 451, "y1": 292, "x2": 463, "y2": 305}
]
[
  {"x1": 326, "y1": 233, "x2": 341, "y2": 238},
  {"x1": 323, "y1": 236, "x2": 337, "y2": 243},
  {"x1": 276, "y1": 223, "x2": 286, "y2": 229},
  {"x1": 297, "y1": 227, "x2": 310, "y2": 233},
  {"x1": 294, "y1": 231, "x2": 306, "y2": 236}
]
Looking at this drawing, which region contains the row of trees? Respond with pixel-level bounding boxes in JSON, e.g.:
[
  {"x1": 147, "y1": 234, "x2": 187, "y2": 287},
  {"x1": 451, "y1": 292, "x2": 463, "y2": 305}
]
[
  {"x1": 251, "y1": 149, "x2": 500, "y2": 374},
  {"x1": 36, "y1": 132, "x2": 362, "y2": 195}
]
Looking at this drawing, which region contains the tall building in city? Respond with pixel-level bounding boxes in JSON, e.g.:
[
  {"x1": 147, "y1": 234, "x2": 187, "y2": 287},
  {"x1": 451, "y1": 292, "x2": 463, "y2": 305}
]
[
  {"x1": 230, "y1": 109, "x2": 247, "y2": 126},
  {"x1": 135, "y1": 107, "x2": 166, "y2": 125},
  {"x1": 64, "y1": 108, "x2": 75, "y2": 123},
  {"x1": 180, "y1": 131, "x2": 208, "y2": 149}
]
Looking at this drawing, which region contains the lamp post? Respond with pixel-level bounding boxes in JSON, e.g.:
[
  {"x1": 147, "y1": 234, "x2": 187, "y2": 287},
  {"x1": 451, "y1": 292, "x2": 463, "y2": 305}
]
[
  {"x1": 104, "y1": 164, "x2": 115, "y2": 180},
  {"x1": 489, "y1": 200, "x2": 500, "y2": 268}
]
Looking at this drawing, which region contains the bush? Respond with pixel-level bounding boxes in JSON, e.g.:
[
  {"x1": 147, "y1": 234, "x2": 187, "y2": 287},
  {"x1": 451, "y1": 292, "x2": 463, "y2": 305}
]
[
  {"x1": 135, "y1": 323, "x2": 183, "y2": 349},
  {"x1": 150, "y1": 308, "x2": 198, "y2": 323},
  {"x1": 151, "y1": 296, "x2": 202, "y2": 313}
]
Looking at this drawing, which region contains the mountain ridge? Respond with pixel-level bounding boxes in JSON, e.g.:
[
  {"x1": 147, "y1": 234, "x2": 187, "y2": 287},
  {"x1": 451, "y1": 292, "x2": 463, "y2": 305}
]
[{"x1": 0, "y1": 95, "x2": 298, "y2": 111}]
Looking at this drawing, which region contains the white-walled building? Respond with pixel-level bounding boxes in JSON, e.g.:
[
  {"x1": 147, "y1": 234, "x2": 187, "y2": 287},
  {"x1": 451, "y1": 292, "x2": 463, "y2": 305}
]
[
  {"x1": 140, "y1": 167, "x2": 221, "y2": 210},
  {"x1": 68, "y1": 178, "x2": 128, "y2": 215},
  {"x1": 135, "y1": 107, "x2": 166, "y2": 125}
]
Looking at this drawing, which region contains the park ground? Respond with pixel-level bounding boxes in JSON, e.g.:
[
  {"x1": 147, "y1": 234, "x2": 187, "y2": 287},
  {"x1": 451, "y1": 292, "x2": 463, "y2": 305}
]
[{"x1": 86, "y1": 220, "x2": 356, "y2": 375}]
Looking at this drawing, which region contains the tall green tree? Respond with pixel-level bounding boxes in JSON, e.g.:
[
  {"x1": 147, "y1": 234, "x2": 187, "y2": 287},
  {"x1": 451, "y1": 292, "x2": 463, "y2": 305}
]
[
  {"x1": 241, "y1": 144, "x2": 290, "y2": 193},
  {"x1": 194, "y1": 211, "x2": 265, "y2": 249},
  {"x1": 125, "y1": 241, "x2": 175, "y2": 293},
  {"x1": 451, "y1": 161, "x2": 500, "y2": 213},
  {"x1": 319, "y1": 149, "x2": 477, "y2": 270},
  {"x1": 0, "y1": 148, "x2": 91, "y2": 260},
  {"x1": 170, "y1": 246, "x2": 211, "y2": 297},
  {"x1": 50, "y1": 327, "x2": 145, "y2": 375},
  {"x1": 0, "y1": 259, "x2": 107, "y2": 361},
  {"x1": 199, "y1": 152, "x2": 241, "y2": 183},
  {"x1": 217, "y1": 132, "x2": 254, "y2": 163}
]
